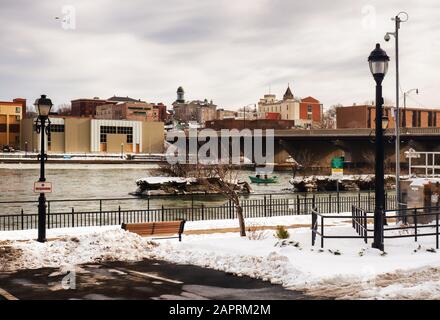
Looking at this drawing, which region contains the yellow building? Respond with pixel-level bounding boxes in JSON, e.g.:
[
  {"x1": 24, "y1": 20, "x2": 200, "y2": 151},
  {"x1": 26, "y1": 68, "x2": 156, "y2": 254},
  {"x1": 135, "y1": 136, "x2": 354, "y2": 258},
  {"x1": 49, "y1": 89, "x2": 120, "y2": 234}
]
[
  {"x1": 21, "y1": 117, "x2": 164, "y2": 154},
  {"x1": 0, "y1": 98, "x2": 26, "y2": 149}
]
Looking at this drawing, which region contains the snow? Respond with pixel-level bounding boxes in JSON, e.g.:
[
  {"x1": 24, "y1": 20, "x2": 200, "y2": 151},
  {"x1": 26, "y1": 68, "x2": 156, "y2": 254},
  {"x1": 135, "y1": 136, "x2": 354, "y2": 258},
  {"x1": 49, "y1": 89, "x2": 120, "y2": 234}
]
[
  {"x1": 136, "y1": 177, "x2": 196, "y2": 185},
  {"x1": 409, "y1": 177, "x2": 440, "y2": 187},
  {"x1": 2, "y1": 215, "x2": 440, "y2": 299}
]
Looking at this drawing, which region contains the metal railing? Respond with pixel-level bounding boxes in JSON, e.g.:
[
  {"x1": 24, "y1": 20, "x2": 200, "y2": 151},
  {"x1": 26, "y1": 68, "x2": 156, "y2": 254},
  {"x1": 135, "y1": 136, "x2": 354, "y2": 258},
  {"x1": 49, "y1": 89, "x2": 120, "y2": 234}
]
[
  {"x1": 0, "y1": 191, "x2": 396, "y2": 231},
  {"x1": 312, "y1": 204, "x2": 440, "y2": 249}
]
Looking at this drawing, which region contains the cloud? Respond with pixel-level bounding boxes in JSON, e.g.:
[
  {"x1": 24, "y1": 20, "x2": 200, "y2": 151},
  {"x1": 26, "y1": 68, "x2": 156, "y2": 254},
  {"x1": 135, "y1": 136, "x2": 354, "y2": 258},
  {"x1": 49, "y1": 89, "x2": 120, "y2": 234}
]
[{"x1": 0, "y1": 0, "x2": 439, "y2": 110}]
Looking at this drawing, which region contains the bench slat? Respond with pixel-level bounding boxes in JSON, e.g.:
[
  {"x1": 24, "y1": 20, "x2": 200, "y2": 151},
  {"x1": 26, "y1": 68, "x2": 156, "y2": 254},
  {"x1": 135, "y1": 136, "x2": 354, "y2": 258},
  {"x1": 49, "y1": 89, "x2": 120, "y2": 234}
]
[{"x1": 122, "y1": 220, "x2": 186, "y2": 241}]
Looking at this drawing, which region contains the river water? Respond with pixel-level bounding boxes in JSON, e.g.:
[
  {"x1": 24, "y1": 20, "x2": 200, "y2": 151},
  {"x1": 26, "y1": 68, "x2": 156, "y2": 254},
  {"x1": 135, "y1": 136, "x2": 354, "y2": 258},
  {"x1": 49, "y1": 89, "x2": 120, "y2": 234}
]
[{"x1": 0, "y1": 164, "x2": 297, "y2": 215}]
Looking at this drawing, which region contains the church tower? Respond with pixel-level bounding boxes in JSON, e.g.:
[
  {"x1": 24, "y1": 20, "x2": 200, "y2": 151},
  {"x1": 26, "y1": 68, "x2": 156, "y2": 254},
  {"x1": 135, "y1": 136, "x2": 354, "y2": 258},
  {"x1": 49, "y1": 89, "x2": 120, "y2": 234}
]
[
  {"x1": 283, "y1": 85, "x2": 294, "y2": 100},
  {"x1": 176, "y1": 86, "x2": 185, "y2": 103}
]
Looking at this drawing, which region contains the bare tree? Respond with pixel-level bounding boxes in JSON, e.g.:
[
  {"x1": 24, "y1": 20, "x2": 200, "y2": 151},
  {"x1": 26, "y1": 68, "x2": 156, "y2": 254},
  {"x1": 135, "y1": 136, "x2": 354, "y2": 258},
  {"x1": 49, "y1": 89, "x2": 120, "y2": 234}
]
[
  {"x1": 56, "y1": 103, "x2": 72, "y2": 116},
  {"x1": 157, "y1": 162, "x2": 247, "y2": 237},
  {"x1": 316, "y1": 104, "x2": 340, "y2": 129}
]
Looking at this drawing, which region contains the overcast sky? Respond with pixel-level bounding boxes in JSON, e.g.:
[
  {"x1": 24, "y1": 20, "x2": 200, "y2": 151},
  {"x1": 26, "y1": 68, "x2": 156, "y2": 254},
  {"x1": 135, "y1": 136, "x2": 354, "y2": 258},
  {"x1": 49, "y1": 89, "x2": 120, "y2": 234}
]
[{"x1": 0, "y1": 0, "x2": 439, "y2": 111}]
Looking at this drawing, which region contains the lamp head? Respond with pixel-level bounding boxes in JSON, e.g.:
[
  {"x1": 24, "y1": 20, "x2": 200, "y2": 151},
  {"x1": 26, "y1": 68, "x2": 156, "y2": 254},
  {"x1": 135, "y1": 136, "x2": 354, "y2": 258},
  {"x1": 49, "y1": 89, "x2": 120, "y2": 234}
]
[
  {"x1": 368, "y1": 43, "x2": 390, "y2": 78},
  {"x1": 34, "y1": 94, "x2": 53, "y2": 117}
]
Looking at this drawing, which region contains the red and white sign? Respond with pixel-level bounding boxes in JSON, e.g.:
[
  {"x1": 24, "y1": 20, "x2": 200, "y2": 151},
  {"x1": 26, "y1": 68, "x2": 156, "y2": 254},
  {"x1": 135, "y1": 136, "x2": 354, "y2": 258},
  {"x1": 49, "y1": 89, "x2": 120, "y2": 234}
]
[{"x1": 34, "y1": 182, "x2": 52, "y2": 193}]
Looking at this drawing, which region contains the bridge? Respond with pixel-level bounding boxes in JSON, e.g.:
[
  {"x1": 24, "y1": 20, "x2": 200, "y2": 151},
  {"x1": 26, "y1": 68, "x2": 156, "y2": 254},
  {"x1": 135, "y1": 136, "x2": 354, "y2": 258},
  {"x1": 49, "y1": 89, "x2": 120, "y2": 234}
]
[{"x1": 175, "y1": 127, "x2": 440, "y2": 172}]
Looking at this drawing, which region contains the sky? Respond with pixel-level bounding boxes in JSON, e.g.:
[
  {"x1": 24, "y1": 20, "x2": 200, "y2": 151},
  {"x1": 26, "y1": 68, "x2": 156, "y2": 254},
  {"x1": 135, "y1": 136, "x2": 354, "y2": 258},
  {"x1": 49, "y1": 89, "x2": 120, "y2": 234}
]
[{"x1": 0, "y1": 0, "x2": 439, "y2": 111}]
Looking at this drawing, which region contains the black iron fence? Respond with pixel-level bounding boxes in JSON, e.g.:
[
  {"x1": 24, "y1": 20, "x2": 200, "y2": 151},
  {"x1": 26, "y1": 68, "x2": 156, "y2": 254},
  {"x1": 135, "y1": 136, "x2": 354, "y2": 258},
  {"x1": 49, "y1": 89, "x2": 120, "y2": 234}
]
[
  {"x1": 0, "y1": 191, "x2": 396, "y2": 231},
  {"x1": 312, "y1": 204, "x2": 440, "y2": 249}
]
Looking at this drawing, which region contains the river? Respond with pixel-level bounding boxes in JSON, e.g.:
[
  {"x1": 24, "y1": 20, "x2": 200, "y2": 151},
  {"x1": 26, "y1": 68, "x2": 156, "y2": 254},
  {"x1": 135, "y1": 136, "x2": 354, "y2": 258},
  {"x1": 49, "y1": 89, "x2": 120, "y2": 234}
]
[{"x1": 0, "y1": 164, "x2": 297, "y2": 215}]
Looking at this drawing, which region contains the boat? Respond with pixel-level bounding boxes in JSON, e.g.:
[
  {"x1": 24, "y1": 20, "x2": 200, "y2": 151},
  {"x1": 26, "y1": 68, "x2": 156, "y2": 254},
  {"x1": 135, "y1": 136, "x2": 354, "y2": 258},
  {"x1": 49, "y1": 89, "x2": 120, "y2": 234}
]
[{"x1": 249, "y1": 175, "x2": 278, "y2": 184}]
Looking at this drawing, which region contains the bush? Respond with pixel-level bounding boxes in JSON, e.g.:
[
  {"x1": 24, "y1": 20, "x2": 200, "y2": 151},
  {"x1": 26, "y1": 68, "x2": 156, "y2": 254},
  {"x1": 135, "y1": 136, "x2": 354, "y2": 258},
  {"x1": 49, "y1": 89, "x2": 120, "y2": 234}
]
[
  {"x1": 275, "y1": 226, "x2": 290, "y2": 239},
  {"x1": 246, "y1": 222, "x2": 268, "y2": 240}
]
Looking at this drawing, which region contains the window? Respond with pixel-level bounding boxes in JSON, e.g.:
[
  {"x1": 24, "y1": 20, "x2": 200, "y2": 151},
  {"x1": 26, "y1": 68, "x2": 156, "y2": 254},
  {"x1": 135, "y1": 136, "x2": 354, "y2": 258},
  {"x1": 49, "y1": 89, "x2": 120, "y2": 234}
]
[
  {"x1": 307, "y1": 105, "x2": 313, "y2": 113},
  {"x1": 100, "y1": 126, "x2": 116, "y2": 134},
  {"x1": 428, "y1": 112, "x2": 433, "y2": 127},
  {"x1": 50, "y1": 124, "x2": 64, "y2": 132},
  {"x1": 100, "y1": 126, "x2": 133, "y2": 144},
  {"x1": 15, "y1": 107, "x2": 20, "y2": 113}
]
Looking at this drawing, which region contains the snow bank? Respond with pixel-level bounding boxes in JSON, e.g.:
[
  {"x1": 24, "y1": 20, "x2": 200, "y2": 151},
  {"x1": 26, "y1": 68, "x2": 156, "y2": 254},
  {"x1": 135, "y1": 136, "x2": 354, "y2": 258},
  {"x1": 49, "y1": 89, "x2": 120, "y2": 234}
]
[
  {"x1": 136, "y1": 177, "x2": 196, "y2": 185},
  {"x1": 0, "y1": 229, "x2": 155, "y2": 272},
  {"x1": 2, "y1": 216, "x2": 440, "y2": 299}
]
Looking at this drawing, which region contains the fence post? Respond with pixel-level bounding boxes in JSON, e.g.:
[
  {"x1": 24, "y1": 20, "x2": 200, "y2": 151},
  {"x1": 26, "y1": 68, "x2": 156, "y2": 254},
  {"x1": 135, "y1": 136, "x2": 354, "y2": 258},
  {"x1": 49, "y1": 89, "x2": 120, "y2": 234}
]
[
  {"x1": 368, "y1": 189, "x2": 371, "y2": 212},
  {"x1": 436, "y1": 211, "x2": 439, "y2": 250},
  {"x1": 321, "y1": 216, "x2": 324, "y2": 248},
  {"x1": 364, "y1": 209, "x2": 368, "y2": 244},
  {"x1": 229, "y1": 200, "x2": 233, "y2": 219},
  {"x1": 337, "y1": 190, "x2": 340, "y2": 214},
  {"x1": 118, "y1": 206, "x2": 121, "y2": 225},
  {"x1": 312, "y1": 194, "x2": 316, "y2": 213},
  {"x1": 358, "y1": 191, "x2": 361, "y2": 208},
  {"x1": 201, "y1": 204, "x2": 205, "y2": 220},
  {"x1": 147, "y1": 196, "x2": 150, "y2": 222},
  {"x1": 414, "y1": 208, "x2": 418, "y2": 242},
  {"x1": 161, "y1": 205, "x2": 164, "y2": 222},
  {"x1": 47, "y1": 201, "x2": 51, "y2": 229},
  {"x1": 269, "y1": 195, "x2": 272, "y2": 217},
  {"x1": 311, "y1": 210, "x2": 317, "y2": 246},
  {"x1": 385, "y1": 192, "x2": 388, "y2": 211},
  {"x1": 21, "y1": 209, "x2": 24, "y2": 230},
  {"x1": 71, "y1": 207, "x2": 75, "y2": 228},
  {"x1": 264, "y1": 196, "x2": 267, "y2": 217},
  {"x1": 297, "y1": 195, "x2": 300, "y2": 215}
]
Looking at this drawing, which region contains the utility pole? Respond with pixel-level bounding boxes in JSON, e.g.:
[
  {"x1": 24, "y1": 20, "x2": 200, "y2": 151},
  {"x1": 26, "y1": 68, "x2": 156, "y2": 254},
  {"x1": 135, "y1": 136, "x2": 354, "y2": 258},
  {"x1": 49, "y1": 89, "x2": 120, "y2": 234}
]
[{"x1": 385, "y1": 11, "x2": 408, "y2": 213}]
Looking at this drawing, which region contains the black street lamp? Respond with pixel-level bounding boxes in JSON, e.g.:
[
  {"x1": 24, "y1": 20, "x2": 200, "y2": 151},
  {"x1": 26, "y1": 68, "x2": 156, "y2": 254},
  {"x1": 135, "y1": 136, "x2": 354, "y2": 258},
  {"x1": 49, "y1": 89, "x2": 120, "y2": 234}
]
[
  {"x1": 368, "y1": 44, "x2": 390, "y2": 251},
  {"x1": 34, "y1": 94, "x2": 53, "y2": 243}
]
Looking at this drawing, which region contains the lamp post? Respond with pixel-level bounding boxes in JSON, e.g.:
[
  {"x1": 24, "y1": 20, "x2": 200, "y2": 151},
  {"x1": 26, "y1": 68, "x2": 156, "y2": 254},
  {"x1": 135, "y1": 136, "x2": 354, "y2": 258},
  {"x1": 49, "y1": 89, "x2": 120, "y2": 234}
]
[
  {"x1": 403, "y1": 88, "x2": 419, "y2": 126},
  {"x1": 385, "y1": 11, "x2": 408, "y2": 214},
  {"x1": 368, "y1": 44, "x2": 390, "y2": 251},
  {"x1": 34, "y1": 94, "x2": 53, "y2": 243}
]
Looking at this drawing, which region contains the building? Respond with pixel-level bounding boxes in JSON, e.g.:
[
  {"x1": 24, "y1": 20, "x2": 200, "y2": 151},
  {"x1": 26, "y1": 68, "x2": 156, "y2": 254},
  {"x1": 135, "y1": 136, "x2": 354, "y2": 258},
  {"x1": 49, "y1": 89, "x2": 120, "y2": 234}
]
[
  {"x1": 172, "y1": 87, "x2": 217, "y2": 124},
  {"x1": 257, "y1": 85, "x2": 322, "y2": 127},
  {"x1": 21, "y1": 117, "x2": 164, "y2": 154},
  {"x1": 205, "y1": 119, "x2": 297, "y2": 130},
  {"x1": 96, "y1": 102, "x2": 160, "y2": 122},
  {"x1": 336, "y1": 104, "x2": 440, "y2": 129},
  {"x1": 0, "y1": 98, "x2": 26, "y2": 149},
  {"x1": 153, "y1": 103, "x2": 168, "y2": 123},
  {"x1": 71, "y1": 98, "x2": 115, "y2": 117},
  {"x1": 216, "y1": 109, "x2": 237, "y2": 120}
]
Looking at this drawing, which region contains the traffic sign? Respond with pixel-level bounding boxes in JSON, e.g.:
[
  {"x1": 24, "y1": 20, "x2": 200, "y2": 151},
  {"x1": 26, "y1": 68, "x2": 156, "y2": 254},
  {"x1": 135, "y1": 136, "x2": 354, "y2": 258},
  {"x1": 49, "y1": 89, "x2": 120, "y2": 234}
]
[{"x1": 34, "y1": 182, "x2": 52, "y2": 193}]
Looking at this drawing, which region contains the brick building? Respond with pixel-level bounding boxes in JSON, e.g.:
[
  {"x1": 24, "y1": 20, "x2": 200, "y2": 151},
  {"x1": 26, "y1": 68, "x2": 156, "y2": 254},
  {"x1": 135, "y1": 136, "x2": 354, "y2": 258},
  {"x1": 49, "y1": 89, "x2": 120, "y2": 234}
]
[
  {"x1": 71, "y1": 98, "x2": 115, "y2": 117},
  {"x1": 258, "y1": 85, "x2": 322, "y2": 128},
  {"x1": 172, "y1": 87, "x2": 217, "y2": 124},
  {"x1": 0, "y1": 98, "x2": 26, "y2": 149},
  {"x1": 95, "y1": 102, "x2": 160, "y2": 122},
  {"x1": 336, "y1": 104, "x2": 440, "y2": 129}
]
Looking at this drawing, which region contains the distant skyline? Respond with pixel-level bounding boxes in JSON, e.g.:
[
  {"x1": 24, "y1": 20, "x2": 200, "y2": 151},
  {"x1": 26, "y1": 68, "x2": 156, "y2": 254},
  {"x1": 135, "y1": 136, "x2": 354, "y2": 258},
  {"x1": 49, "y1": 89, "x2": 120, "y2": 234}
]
[{"x1": 1, "y1": 0, "x2": 439, "y2": 111}]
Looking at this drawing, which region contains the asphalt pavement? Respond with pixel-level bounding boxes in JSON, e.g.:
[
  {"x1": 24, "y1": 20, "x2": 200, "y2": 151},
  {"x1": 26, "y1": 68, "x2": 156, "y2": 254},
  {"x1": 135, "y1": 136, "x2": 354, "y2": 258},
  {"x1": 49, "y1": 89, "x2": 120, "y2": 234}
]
[{"x1": 0, "y1": 259, "x2": 314, "y2": 300}]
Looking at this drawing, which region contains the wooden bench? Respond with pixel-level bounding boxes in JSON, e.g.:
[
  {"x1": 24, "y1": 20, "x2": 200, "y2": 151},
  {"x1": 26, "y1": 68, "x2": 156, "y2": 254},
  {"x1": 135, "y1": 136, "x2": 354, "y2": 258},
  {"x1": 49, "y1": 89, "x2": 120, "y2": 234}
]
[{"x1": 121, "y1": 220, "x2": 186, "y2": 241}]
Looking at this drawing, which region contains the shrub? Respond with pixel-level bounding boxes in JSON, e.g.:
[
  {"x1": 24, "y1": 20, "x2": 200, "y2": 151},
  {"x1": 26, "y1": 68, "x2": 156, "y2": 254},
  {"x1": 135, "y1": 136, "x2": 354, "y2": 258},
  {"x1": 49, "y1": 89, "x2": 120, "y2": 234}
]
[
  {"x1": 246, "y1": 222, "x2": 268, "y2": 240},
  {"x1": 275, "y1": 226, "x2": 290, "y2": 239}
]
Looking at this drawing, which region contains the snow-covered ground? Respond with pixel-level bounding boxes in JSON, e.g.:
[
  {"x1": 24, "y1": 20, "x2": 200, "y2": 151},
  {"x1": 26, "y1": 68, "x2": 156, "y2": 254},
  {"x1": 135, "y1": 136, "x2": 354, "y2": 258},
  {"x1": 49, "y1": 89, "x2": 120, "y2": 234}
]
[{"x1": 1, "y1": 215, "x2": 440, "y2": 299}]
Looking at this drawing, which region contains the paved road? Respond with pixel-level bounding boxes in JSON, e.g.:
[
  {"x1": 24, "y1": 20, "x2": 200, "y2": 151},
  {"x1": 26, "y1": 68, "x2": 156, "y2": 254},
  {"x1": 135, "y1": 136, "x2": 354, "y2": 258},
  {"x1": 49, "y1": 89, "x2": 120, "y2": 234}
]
[{"x1": 0, "y1": 259, "x2": 312, "y2": 300}]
